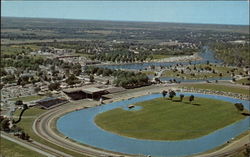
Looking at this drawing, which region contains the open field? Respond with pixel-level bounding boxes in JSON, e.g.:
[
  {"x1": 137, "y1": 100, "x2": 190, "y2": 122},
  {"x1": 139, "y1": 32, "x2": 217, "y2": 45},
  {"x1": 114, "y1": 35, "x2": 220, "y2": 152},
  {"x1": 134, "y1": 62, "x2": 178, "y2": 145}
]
[
  {"x1": 0, "y1": 137, "x2": 45, "y2": 157},
  {"x1": 95, "y1": 97, "x2": 245, "y2": 140},
  {"x1": 10, "y1": 95, "x2": 44, "y2": 102},
  {"x1": 179, "y1": 83, "x2": 249, "y2": 95}
]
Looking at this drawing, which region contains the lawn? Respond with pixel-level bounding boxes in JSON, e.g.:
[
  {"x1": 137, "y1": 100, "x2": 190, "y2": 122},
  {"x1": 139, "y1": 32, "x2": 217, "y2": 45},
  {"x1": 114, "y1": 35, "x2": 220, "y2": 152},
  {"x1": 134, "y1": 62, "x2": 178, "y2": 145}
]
[
  {"x1": 141, "y1": 71, "x2": 156, "y2": 76},
  {"x1": 151, "y1": 54, "x2": 171, "y2": 60},
  {"x1": 1, "y1": 44, "x2": 40, "y2": 55},
  {"x1": 10, "y1": 95, "x2": 44, "y2": 102},
  {"x1": 95, "y1": 97, "x2": 245, "y2": 140},
  {"x1": 0, "y1": 137, "x2": 45, "y2": 157},
  {"x1": 180, "y1": 84, "x2": 249, "y2": 95}
]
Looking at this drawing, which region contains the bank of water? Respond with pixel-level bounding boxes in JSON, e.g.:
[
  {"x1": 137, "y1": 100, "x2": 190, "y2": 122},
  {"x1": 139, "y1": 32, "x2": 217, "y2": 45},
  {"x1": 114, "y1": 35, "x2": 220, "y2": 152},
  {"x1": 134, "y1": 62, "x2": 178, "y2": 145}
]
[{"x1": 57, "y1": 93, "x2": 249, "y2": 157}]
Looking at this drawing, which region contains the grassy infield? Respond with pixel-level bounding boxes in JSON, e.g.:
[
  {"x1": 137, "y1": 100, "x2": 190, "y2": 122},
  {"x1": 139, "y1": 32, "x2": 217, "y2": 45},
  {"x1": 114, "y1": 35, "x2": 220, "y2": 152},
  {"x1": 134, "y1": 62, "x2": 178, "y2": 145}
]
[{"x1": 95, "y1": 97, "x2": 245, "y2": 140}]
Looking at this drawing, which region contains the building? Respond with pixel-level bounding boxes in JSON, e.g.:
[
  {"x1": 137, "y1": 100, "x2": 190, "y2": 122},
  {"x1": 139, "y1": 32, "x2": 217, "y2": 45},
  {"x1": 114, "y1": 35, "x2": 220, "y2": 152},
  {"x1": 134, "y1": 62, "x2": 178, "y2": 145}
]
[
  {"x1": 63, "y1": 87, "x2": 109, "y2": 100},
  {"x1": 36, "y1": 97, "x2": 68, "y2": 109},
  {"x1": 63, "y1": 86, "x2": 125, "y2": 101}
]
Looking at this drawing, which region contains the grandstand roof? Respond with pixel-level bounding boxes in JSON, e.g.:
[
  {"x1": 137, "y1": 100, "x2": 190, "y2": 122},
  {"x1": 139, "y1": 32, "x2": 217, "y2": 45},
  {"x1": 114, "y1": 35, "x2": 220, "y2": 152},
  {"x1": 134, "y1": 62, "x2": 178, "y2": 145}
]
[{"x1": 82, "y1": 87, "x2": 106, "y2": 94}]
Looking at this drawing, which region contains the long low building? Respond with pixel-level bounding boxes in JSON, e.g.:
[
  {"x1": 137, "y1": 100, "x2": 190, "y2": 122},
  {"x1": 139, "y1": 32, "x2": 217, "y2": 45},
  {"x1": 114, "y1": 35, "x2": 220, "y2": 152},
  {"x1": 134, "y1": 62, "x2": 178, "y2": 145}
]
[
  {"x1": 63, "y1": 86, "x2": 125, "y2": 100},
  {"x1": 36, "y1": 97, "x2": 68, "y2": 109}
]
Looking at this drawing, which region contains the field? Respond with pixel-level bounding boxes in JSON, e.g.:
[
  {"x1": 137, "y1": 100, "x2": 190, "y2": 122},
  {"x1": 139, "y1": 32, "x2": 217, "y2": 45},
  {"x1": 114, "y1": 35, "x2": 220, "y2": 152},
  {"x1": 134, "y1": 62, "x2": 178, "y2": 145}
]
[
  {"x1": 180, "y1": 83, "x2": 249, "y2": 95},
  {"x1": 0, "y1": 137, "x2": 45, "y2": 157},
  {"x1": 95, "y1": 97, "x2": 245, "y2": 140},
  {"x1": 10, "y1": 95, "x2": 44, "y2": 102}
]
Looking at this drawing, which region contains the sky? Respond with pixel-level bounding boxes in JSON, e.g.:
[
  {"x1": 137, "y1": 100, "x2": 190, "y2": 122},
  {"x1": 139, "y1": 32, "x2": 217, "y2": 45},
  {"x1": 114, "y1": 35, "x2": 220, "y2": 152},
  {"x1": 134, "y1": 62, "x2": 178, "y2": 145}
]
[{"x1": 1, "y1": 1, "x2": 249, "y2": 25}]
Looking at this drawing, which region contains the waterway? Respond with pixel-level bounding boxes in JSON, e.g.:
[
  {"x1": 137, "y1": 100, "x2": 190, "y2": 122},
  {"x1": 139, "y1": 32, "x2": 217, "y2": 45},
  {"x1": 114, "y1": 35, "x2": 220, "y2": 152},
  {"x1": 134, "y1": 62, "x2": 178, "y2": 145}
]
[{"x1": 57, "y1": 93, "x2": 249, "y2": 157}]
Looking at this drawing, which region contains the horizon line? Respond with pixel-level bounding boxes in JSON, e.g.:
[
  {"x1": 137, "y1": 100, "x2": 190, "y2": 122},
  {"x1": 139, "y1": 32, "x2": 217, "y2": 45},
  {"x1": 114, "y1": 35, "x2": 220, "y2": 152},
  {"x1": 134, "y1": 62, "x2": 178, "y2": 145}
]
[{"x1": 2, "y1": 16, "x2": 249, "y2": 27}]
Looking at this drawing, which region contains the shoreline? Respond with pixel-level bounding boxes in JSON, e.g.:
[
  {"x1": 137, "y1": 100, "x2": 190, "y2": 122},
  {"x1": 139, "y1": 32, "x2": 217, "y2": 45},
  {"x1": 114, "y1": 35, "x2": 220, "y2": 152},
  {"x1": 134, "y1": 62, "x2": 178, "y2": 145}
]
[{"x1": 93, "y1": 53, "x2": 202, "y2": 67}]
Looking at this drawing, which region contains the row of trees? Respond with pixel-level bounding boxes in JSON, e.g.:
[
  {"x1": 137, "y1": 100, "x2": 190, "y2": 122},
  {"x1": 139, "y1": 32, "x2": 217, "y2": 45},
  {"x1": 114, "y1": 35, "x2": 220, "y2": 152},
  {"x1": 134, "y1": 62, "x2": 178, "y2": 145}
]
[
  {"x1": 162, "y1": 91, "x2": 246, "y2": 114},
  {"x1": 90, "y1": 51, "x2": 149, "y2": 63},
  {"x1": 162, "y1": 90, "x2": 194, "y2": 103}
]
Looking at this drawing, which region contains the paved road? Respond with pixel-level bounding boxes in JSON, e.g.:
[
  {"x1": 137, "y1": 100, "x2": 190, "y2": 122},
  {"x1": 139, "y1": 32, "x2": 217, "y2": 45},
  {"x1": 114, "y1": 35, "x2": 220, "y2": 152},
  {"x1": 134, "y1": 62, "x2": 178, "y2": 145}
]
[{"x1": 1, "y1": 132, "x2": 56, "y2": 157}]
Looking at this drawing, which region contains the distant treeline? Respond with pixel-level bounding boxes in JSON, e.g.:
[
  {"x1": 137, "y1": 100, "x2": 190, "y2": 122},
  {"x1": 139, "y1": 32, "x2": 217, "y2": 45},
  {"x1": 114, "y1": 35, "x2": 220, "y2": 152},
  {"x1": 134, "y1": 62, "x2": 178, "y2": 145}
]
[
  {"x1": 90, "y1": 51, "x2": 149, "y2": 63},
  {"x1": 212, "y1": 42, "x2": 249, "y2": 67},
  {"x1": 2, "y1": 17, "x2": 249, "y2": 44}
]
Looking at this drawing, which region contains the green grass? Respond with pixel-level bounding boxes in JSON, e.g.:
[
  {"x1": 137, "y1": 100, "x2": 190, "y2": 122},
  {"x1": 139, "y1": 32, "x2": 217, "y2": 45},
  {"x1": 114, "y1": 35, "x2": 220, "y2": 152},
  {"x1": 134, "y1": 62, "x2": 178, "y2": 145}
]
[
  {"x1": 1, "y1": 45, "x2": 41, "y2": 55},
  {"x1": 0, "y1": 137, "x2": 45, "y2": 157},
  {"x1": 151, "y1": 54, "x2": 171, "y2": 60},
  {"x1": 14, "y1": 107, "x2": 87, "y2": 157},
  {"x1": 10, "y1": 95, "x2": 44, "y2": 102},
  {"x1": 180, "y1": 84, "x2": 249, "y2": 95},
  {"x1": 95, "y1": 97, "x2": 245, "y2": 140},
  {"x1": 141, "y1": 71, "x2": 155, "y2": 76}
]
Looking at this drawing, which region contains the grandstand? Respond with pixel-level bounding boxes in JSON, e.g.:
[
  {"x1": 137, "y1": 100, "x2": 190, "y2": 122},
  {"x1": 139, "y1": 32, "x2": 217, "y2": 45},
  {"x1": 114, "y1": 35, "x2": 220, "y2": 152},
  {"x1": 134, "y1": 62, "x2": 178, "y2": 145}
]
[{"x1": 36, "y1": 97, "x2": 68, "y2": 109}]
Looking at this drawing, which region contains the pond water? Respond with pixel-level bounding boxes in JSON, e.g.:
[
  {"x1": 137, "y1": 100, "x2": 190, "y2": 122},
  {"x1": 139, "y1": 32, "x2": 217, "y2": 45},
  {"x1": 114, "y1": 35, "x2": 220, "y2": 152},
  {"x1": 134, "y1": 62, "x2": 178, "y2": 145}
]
[
  {"x1": 97, "y1": 46, "x2": 222, "y2": 70},
  {"x1": 57, "y1": 93, "x2": 249, "y2": 157}
]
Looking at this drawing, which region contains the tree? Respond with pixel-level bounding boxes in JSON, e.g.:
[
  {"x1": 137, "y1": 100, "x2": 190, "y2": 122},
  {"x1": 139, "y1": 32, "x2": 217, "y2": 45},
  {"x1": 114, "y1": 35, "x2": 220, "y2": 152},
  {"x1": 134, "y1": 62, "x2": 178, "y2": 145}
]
[
  {"x1": 19, "y1": 131, "x2": 26, "y2": 140},
  {"x1": 105, "y1": 80, "x2": 110, "y2": 85},
  {"x1": 1, "y1": 119, "x2": 10, "y2": 131},
  {"x1": 243, "y1": 145, "x2": 250, "y2": 157},
  {"x1": 169, "y1": 90, "x2": 176, "y2": 100},
  {"x1": 48, "y1": 82, "x2": 61, "y2": 91},
  {"x1": 189, "y1": 95, "x2": 194, "y2": 103},
  {"x1": 15, "y1": 100, "x2": 23, "y2": 106},
  {"x1": 66, "y1": 74, "x2": 80, "y2": 85},
  {"x1": 162, "y1": 90, "x2": 167, "y2": 98},
  {"x1": 234, "y1": 103, "x2": 244, "y2": 112},
  {"x1": 89, "y1": 75, "x2": 95, "y2": 83},
  {"x1": 180, "y1": 94, "x2": 184, "y2": 102},
  {"x1": 11, "y1": 124, "x2": 23, "y2": 133},
  {"x1": 34, "y1": 87, "x2": 41, "y2": 93}
]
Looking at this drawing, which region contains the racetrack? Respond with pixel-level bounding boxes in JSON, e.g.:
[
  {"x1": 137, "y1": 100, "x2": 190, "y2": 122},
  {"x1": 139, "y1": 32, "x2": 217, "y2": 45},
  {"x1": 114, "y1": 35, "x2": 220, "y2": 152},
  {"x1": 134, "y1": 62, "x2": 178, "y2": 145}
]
[
  {"x1": 33, "y1": 86, "x2": 250, "y2": 157},
  {"x1": 33, "y1": 100, "x2": 128, "y2": 157}
]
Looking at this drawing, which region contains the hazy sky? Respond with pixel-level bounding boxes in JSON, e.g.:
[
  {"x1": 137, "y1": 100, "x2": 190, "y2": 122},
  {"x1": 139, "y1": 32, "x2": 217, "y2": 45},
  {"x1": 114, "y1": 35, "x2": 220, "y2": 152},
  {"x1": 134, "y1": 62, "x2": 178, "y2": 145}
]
[{"x1": 1, "y1": 1, "x2": 249, "y2": 25}]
